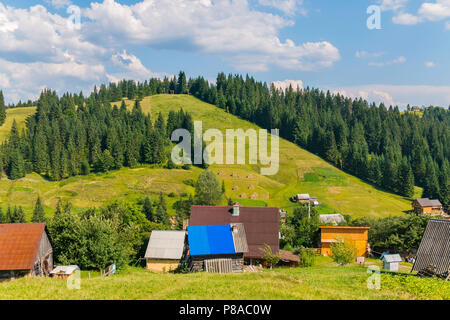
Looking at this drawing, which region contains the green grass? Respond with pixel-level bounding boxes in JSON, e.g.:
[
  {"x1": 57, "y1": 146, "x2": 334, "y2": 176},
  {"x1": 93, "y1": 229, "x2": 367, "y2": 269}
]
[
  {"x1": 0, "y1": 95, "x2": 414, "y2": 218},
  {"x1": 0, "y1": 257, "x2": 447, "y2": 300},
  {"x1": 0, "y1": 107, "x2": 36, "y2": 142}
]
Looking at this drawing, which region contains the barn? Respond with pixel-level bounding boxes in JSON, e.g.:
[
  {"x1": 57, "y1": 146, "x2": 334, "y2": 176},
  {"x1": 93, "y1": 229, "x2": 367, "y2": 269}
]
[
  {"x1": 144, "y1": 231, "x2": 187, "y2": 273},
  {"x1": 412, "y1": 219, "x2": 450, "y2": 277},
  {"x1": 187, "y1": 223, "x2": 248, "y2": 273},
  {"x1": 319, "y1": 226, "x2": 370, "y2": 257},
  {"x1": 0, "y1": 223, "x2": 53, "y2": 280},
  {"x1": 189, "y1": 203, "x2": 279, "y2": 264}
]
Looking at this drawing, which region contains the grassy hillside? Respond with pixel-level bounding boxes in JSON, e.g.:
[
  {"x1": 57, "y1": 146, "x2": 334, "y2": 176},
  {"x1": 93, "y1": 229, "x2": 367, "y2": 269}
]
[
  {"x1": 0, "y1": 257, "x2": 448, "y2": 300},
  {"x1": 0, "y1": 107, "x2": 36, "y2": 142},
  {"x1": 0, "y1": 95, "x2": 414, "y2": 218}
]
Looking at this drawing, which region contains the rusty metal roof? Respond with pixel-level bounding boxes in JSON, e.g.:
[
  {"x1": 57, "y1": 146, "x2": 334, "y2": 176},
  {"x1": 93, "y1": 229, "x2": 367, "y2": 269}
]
[
  {"x1": 190, "y1": 205, "x2": 279, "y2": 259},
  {"x1": 0, "y1": 223, "x2": 46, "y2": 271}
]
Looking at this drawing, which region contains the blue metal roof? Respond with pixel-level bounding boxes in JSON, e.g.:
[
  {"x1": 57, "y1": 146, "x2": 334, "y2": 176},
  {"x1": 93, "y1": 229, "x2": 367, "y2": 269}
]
[{"x1": 187, "y1": 225, "x2": 236, "y2": 256}]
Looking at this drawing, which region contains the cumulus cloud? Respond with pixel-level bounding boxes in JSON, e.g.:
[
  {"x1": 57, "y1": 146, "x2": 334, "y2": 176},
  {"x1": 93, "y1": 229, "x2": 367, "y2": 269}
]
[
  {"x1": 332, "y1": 84, "x2": 450, "y2": 108},
  {"x1": 45, "y1": 0, "x2": 73, "y2": 9},
  {"x1": 425, "y1": 61, "x2": 436, "y2": 67},
  {"x1": 355, "y1": 50, "x2": 386, "y2": 59},
  {"x1": 379, "y1": 0, "x2": 409, "y2": 11},
  {"x1": 82, "y1": 0, "x2": 339, "y2": 72},
  {"x1": 271, "y1": 80, "x2": 303, "y2": 91},
  {"x1": 392, "y1": 12, "x2": 422, "y2": 24},
  {"x1": 258, "y1": 0, "x2": 306, "y2": 16}
]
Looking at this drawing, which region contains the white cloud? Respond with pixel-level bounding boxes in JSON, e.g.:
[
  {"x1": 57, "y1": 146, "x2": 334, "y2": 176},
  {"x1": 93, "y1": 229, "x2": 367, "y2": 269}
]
[
  {"x1": 379, "y1": 0, "x2": 409, "y2": 11},
  {"x1": 271, "y1": 80, "x2": 303, "y2": 91},
  {"x1": 425, "y1": 61, "x2": 436, "y2": 67},
  {"x1": 45, "y1": 0, "x2": 72, "y2": 9},
  {"x1": 392, "y1": 12, "x2": 422, "y2": 24},
  {"x1": 418, "y1": 0, "x2": 450, "y2": 21},
  {"x1": 368, "y1": 56, "x2": 406, "y2": 67},
  {"x1": 258, "y1": 0, "x2": 306, "y2": 16},
  {"x1": 355, "y1": 50, "x2": 386, "y2": 58},
  {"x1": 82, "y1": 0, "x2": 339, "y2": 72},
  {"x1": 332, "y1": 84, "x2": 450, "y2": 108}
]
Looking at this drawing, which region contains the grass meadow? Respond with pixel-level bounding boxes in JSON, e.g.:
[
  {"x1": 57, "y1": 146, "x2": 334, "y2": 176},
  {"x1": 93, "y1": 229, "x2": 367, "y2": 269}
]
[{"x1": 0, "y1": 257, "x2": 447, "y2": 300}]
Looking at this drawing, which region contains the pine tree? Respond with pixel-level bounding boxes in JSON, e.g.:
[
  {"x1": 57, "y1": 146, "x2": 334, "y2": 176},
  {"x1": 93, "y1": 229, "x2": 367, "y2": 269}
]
[
  {"x1": 398, "y1": 158, "x2": 414, "y2": 198},
  {"x1": 9, "y1": 149, "x2": 25, "y2": 180},
  {"x1": 155, "y1": 192, "x2": 170, "y2": 226},
  {"x1": 0, "y1": 90, "x2": 6, "y2": 126},
  {"x1": 6, "y1": 206, "x2": 12, "y2": 223},
  {"x1": 0, "y1": 206, "x2": 5, "y2": 223},
  {"x1": 142, "y1": 196, "x2": 154, "y2": 222},
  {"x1": 12, "y1": 206, "x2": 25, "y2": 223},
  {"x1": 32, "y1": 196, "x2": 46, "y2": 223},
  {"x1": 177, "y1": 71, "x2": 187, "y2": 94}
]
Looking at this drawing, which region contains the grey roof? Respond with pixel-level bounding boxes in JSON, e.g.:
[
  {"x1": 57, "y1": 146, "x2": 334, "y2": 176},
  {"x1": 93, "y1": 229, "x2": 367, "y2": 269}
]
[
  {"x1": 415, "y1": 198, "x2": 442, "y2": 207},
  {"x1": 320, "y1": 214, "x2": 345, "y2": 224},
  {"x1": 145, "y1": 231, "x2": 187, "y2": 260},
  {"x1": 382, "y1": 254, "x2": 402, "y2": 263},
  {"x1": 297, "y1": 194, "x2": 310, "y2": 200},
  {"x1": 50, "y1": 265, "x2": 80, "y2": 275},
  {"x1": 231, "y1": 223, "x2": 249, "y2": 253},
  {"x1": 413, "y1": 219, "x2": 450, "y2": 275}
]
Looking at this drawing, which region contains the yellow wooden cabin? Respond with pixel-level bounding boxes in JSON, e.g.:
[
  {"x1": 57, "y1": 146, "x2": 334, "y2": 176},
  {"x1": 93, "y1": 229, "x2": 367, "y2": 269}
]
[{"x1": 319, "y1": 226, "x2": 370, "y2": 257}]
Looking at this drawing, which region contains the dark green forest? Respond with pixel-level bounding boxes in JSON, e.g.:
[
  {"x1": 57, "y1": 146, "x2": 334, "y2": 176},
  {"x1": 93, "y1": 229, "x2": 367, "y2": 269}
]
[{"x1": 0, "y1": 71, "x2": 448, "y2": 211}]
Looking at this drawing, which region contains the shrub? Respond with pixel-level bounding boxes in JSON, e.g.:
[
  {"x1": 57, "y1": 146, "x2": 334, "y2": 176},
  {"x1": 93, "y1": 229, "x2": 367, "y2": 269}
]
[
  {"x1": 296, "y1": 246, "x2": 316, "y2": 268},
  {"x1": 168, "y1": 192, "x2": 176, "y2": 198},
  {"x1": 260, "y1": 244, "x2": 280, "y2": 269},
  {"x1": 330, "y1": 237, "x2": 357, "y2": 266}
]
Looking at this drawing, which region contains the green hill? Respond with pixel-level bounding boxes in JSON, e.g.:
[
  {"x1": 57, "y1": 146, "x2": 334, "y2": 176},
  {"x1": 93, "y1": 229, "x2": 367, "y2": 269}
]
[{"x1": 0, "y1": 95, "x2": 414, "y2": 218}]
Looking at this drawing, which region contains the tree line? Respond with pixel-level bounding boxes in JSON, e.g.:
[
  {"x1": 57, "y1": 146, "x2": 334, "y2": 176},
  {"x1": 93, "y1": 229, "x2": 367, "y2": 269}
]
[
  {"x1": 1, "y1": 71, "x2": 448, "y2": 210},
  {"x1": 0, "y1": 88, "x2": 200, "y2": 181},
  {"x1": 188, "y1": 73, "x2": 449, "y2": 210}
]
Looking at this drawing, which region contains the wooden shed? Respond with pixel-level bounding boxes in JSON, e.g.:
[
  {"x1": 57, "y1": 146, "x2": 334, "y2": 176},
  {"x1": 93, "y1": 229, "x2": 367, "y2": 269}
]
[
  {"x1": 412, "y1": 198, "x2": 443, "y2": 215},
  {"x1": 319, "y1": 226, "x2": 370, "y2": 257},
  {"x1": 50, "y1": 265, "x2": 80, "y2": 279},
  {"x1": 187, "y1": 223, "x2": 248, "y2": 273},
  {"x1": 144, "y1": 231, "x2": 187, "y2": 273},
  {"x1": 0, "y1": 223, "x2": 53, "y2": 280},
  {"x1": 382, "y1": 254, "x2": 402, "y2": 272},
  {"x1": 412, "y1": 219, "x2": 450, "y2": 277}
]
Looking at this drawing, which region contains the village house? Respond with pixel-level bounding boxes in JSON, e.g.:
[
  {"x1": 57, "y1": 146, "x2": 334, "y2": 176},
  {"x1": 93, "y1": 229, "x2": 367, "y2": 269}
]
[
  {"x1": 50, "y1": 265, "x2": 80, "y2": 279},
  {"x1": 144, "y1": 230, "x2": 187, "y2": 273},
  {"x1": 0, "y1": 223, "x2": 53, "y2": 280},
  {"x1": 412, "y1": 198, "x2": 443, "y2": 215},
  {"x1": 319, "y1": 214, "x2": 345, "y2": 226},
  {"x1": 319, "y1": 226, "x2": 370, "y2": 258},
  {"x1": 187, "y1": 223, "x2": 248, "y2": 273},
  {"x1": 189, "y1": 203, "x2": 281, "y2": 265},
  {"x1": 291, "y1": 194, "x2": 319, "y2": 206}
]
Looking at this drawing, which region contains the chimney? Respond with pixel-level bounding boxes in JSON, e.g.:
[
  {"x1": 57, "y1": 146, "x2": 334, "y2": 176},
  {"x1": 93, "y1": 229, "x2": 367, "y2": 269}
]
[{"x1": 232, "y1": 202, "x2": 240, "y2": 216}]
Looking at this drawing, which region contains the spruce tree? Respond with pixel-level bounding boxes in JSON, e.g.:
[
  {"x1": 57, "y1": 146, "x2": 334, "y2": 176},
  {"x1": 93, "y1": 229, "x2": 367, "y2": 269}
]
[
  {"x1": 398, "y1": 158, "x2": 414, "y2": 198},
  {"x1": 0, "y1": 90, "x2": 6, "y2": 126},
  {"x1": 32, "y1": 196, "x2": 46, "y2": 223},
  {"x1": 0, "y1": 206, "x2": 5, "y2": 223},
  {"x1": 142, "y1": 196, "x2": 154, "y2": 222}
]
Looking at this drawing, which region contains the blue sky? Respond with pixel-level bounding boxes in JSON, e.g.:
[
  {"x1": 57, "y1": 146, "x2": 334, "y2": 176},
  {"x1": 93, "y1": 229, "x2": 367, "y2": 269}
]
[{"x1": 0, "y1": 0, "x2": 449, "y2": 107}]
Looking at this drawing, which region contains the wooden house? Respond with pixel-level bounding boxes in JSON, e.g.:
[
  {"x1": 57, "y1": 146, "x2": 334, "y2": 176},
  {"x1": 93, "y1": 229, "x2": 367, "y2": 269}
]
[
  {"x1": 0, "y1": 223, "x2": 53, "y2": 280},
  {"x1": 144, "y1": 231, "x2": 187, "y2": 273},
  {"x1": 319, "y1": 226, "x2": 370, "y2": 257},
  {"x1": 412, "y1": 198, "x2": 443, "y2": 215},
  {"x1": 187, "y1": 223, "x2": 248, "y2": 273},
  {"x1": 412, "y1": 219, "x2": 450, "y2": 277},
  {"x1": 382, "y1": 254, "x2": 402, "y2": 272},
  {"x1": 279, "y1": 250, "x2": 300, "y2": 267},
  {"x1": 189, "y1": 203, "x2": 281, "y2": 264},
  {"x1": 50, "y1": 265, "x2": 80, "y2": 279}
]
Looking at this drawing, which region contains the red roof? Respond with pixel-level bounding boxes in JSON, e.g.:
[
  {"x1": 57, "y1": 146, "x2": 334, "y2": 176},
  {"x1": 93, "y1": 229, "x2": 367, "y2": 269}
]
[
  {"x1": 0, "y1": 223, "x2": 46, "y2": 271},
  {"x1": 190, "y1": 205, "x2": 279, "y2": 259}
]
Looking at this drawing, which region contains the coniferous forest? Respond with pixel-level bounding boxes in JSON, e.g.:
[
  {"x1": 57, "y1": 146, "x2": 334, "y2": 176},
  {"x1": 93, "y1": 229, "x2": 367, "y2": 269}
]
[{"x1": 0, "y1": 71, "x2": 448, "y2": 211}]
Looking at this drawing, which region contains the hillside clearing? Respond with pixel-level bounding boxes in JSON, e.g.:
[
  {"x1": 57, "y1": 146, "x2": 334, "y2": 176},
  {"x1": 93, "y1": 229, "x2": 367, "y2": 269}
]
[{"x1": 0, "y1": 95, "x2": 413, "y2": 218}]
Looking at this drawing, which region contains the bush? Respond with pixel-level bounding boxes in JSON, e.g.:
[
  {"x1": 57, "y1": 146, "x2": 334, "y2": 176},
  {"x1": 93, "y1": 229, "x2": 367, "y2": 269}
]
[
  {"x1": 260, "y1": 244, "x2": 280, "y2": 269},
  {"x1": 168, "y1": 192, "x2": 176, "y2": 198},
  {"x1": 330, "y1": 237, "x2": 357, "y2": 266},
  {"x1": 183, "y1": 179, "x2": 195, "y2": 187},
  {"x1": 296, "y1": 246, "x2": 316, "y2": 268}
]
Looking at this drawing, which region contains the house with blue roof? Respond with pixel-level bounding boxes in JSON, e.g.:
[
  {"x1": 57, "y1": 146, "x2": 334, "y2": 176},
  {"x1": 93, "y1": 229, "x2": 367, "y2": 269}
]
[{"x1": 187, "y1": 223, "x2": 248, "y2": 273}]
